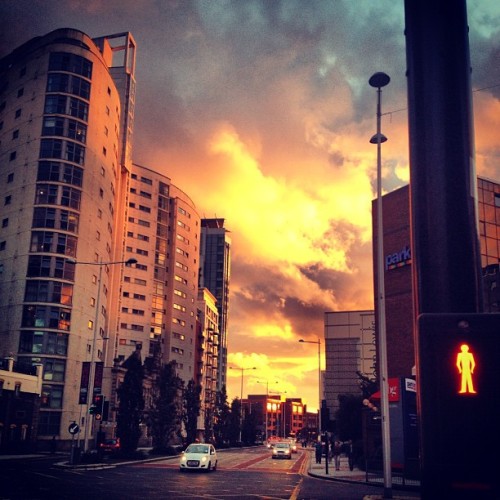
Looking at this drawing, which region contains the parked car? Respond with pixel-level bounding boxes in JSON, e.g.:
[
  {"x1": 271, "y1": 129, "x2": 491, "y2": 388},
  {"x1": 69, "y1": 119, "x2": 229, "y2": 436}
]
[
  {"x1": 99, "y1": 438, "x2": 120, "y2": 454},
  {"x1": 179, "y1": 443, "x2": 218, "y2": 472},
  {"x1": 272, "y1": 441, "x2": 292, "y2": 459}
]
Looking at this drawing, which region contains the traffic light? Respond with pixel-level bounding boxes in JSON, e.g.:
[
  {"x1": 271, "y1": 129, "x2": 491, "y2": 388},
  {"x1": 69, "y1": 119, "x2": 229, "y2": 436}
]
[
  {"x1": 417, "y1": 313, "x2": 500, "y2": 498},
  {"x1": 92, "y1": 394, "x2": 105, "y2": 421}
]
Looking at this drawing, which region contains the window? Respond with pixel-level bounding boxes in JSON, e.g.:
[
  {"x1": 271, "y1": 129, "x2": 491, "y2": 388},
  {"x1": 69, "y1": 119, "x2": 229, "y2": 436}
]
[
  {"x1": 9, "y1": 151, "x2": 16, "y2": 161},
  {"x1": 37, "y1": 411, "x2": 61, "y2": 436},
  {"x1": 42, "y1": 116, "x2": 64, "y2": 137},
  {"x1": 0, "y1": 241, "x2": 5, "y2": 251},
  {"x1": 15, "y1": 108, "x2": 21, "y2": 118},
  {"x1": 7, "y1": 173, "x2": 13, "y2": 183},
  {"x1": 41, "y1": 385, "x2": 63, "y2": 409},
  {"x1": 40, "y1": 139, "x2": 63, "y2": 159},
  {"x1": 46, "y1": 73, "x2": 69, "y2": 93},
  {"x1": 4, "y1": 196, "x2": 11, "y2": 205},
  {"x1": 44, "y1": 95, "x2": 66, "y2": 114},
  {"x1": 17, "y1": 88, "x2": 24, "y2": 98},
  {"x1": 2, "y1": 218, "x2": 8, "y2": 227},
  {"x1": 12, "y1": 129, "x2": 19, "y2": 139},
  {"x1": 65, "y1": 142, "x2": 85, "y2": 164},
  {"x1": 68, "y1": 97, "x2": 88, "y2": 121}
]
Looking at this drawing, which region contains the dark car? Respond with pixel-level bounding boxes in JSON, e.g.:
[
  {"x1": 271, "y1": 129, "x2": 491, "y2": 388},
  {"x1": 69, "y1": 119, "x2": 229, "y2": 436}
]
[{"x1": 99, "y1": 438, "x2": 120, "y2": 454}]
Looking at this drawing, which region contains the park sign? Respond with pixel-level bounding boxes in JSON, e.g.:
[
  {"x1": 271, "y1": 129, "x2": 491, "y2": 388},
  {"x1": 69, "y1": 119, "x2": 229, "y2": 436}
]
[{"x1": 417, "y1": 313, "x2": 500, "y2": 498}]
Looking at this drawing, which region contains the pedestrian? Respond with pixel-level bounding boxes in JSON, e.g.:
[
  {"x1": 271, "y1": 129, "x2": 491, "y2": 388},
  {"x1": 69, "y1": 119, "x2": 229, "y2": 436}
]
[
  {"x1": 50, "y1": 435, "x2": 57, "y2": 454},
  {"x1": 333, "y1": 440, "x2": 342, "y2": 470},
  {"x1": 315, "y1": 440, "x2": 322, "y2": 464}
]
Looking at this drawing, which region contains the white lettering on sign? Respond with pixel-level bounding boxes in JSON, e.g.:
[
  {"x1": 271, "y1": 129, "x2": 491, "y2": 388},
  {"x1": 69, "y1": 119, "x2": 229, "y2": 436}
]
[{"x1": 385, "y1": 245, "x2": 412, "y2": 270}]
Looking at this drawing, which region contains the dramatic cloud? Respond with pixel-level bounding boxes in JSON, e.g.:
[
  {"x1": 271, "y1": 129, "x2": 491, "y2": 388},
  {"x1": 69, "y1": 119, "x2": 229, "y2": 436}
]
[{"x1": 1, "y1": 0, "x2": 499, "y2": 411}]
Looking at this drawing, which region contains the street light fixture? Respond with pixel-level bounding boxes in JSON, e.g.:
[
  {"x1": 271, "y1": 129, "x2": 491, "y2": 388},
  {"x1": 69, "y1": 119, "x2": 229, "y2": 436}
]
[
  {"x1": 229, "y1": 366, "x2": 256, "y2": 442},
  {"x1": 369, "y1": 71, "x2": 392, "y2": 499},
  {"x1": 68, "y1": 256, "x2": 137, "y2": 452},
  {"x1": 298, "y1": 338, "x2": 322, "y2": 438}
]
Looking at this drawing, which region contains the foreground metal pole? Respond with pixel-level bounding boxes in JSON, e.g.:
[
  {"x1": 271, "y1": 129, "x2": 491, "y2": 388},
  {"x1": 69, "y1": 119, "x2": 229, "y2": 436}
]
[{"x1": 369, "y1": 71, "x2": 392, "y2": 499}]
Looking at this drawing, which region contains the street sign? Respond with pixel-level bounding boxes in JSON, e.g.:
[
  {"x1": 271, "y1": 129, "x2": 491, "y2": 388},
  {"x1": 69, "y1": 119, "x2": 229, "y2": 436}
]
[
  {"x1": 68, "y1": 422, "x2": 80, "y2": 435},
  {"x1": 417, "y1": 313, "x2": 500, "y2": 498}
]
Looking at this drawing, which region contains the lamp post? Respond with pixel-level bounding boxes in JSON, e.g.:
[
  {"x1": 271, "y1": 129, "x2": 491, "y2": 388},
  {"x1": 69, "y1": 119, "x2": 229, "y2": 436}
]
[
  {"x1": 298, "y1": 338, "x2": 322, "y2": 438},
  {"x1": 369, "y1": 71, "x2": 392, "y2": 499},
  {"x1": 230, "y1": 366, "x2": 256, "y2": 442},
  {"x1": 68, "y1": 256, "x2": 137, "y2": 452}
]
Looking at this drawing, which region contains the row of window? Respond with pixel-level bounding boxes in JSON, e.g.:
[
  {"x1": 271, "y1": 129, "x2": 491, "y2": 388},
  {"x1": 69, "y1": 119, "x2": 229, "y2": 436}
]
[
  {"x1": 24, "y1": 279, "x2": 73, "y2": 305},
  {"x1": 30, "y1": 231, "x2": 77, "y2": 256},
  {"x1": 46, "y1": 73, "x2": 90, "y2": 100},
  {"x1": 19, "y1": 331, "x2": 68, "y2": 356},
  {"x1": 27, "y1": 255, "x2": 75, "y2": 280},
  {"x1": 49, "y1": 52, "x2": 93, "y2": 79},
  {"x1": 42, "y1": 116, "x2": 87, "y2": 144},
  {"x1": 35, "y1": 184, "x2": 81, "y2": 210},
  {"x1": 22, "y1": 304, "x2": 71, "y2": 331},
  {"x1": 40, "y1": 138, "x2": 85, "y2": 165},
  {"x1": 45, "y1": 94, "x2": 89, "y2": 121},
  {"x1": 38, "y1": 161, "x2": 83, "y2": 187},
  {"x1": 33, "y1": 207, "x2": 79, "y2": 233}
]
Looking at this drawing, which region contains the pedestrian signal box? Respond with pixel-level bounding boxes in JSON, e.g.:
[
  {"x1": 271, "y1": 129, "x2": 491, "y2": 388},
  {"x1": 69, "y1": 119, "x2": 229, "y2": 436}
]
[
  {"x1": 92, "y1": 394, "x2": 104, "y2": 420},
  {"x1": 417, "y1": 313, "x2": 500, "y2": 499}
]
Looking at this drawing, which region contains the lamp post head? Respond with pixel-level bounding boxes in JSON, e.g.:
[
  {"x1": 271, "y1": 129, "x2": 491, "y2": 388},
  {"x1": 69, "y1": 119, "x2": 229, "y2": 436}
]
[
  {"x1": 370, "y1": 133, "x2": 388, "y2": 144},
  {"x1": 125, "y1": 258, "x2": 138, "y2": 265},
  {"x1": 369, "y1": 72, "x2": 390, "y2": 89}
]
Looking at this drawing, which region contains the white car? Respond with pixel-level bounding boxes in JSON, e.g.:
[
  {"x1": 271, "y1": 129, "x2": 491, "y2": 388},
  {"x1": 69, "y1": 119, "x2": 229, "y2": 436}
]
[
  {"x1": 179, "y1": 443, "x2": 218, "y2": 472},
  {"x1": 272, "y1": 441, "x2": 292, "y2": 459}
]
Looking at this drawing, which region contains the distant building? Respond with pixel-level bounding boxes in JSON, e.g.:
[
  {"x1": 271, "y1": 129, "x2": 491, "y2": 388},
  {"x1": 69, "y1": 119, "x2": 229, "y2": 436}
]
[
  {"x1": 195, "y1": 288, "x2": 219, "y2": 441},
  {"x1": 324, "y1": 310, "x2": 375, "y2": 420},
  {"x1": 199, "y1": 219, "x2": 231, "y2": 392}
]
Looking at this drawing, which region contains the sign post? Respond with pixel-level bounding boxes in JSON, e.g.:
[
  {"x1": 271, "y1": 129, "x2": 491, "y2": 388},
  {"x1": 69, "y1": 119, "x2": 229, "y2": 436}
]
[{"x1": 68, "y1": 421, "x2": 80, "y2": 465}]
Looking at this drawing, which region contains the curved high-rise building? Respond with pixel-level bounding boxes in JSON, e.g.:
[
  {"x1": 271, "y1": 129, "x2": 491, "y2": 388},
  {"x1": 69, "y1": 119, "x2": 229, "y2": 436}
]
[
  {"x1": 0, "y1": 28, "x2": 214, "y2": 452},
  {"x1": 0, "y1": 28, "x2": 136, "y2": 447}
]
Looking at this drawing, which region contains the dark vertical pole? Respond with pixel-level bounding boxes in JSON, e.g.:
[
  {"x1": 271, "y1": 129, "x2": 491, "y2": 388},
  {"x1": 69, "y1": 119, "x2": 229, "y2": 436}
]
[
  {"x1": 404, "y1": 0, "x2": 483, "y2": 316},
  {"x1": 405, "y1": 0, "x2": 485, "y2": 497}
]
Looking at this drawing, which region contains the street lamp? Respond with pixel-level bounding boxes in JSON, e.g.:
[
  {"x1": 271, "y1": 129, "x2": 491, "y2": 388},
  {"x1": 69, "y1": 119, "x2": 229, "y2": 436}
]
[
  {"x1": 68, "y1": 256, "x2": 137, "y2": 452},
  {"x1": 229, "y1": 366, "x2": 256, "y2": 442},
  {"x1": 369, "y1": 71, "x2": 392, "y2": 499},
  {"x1": 298, "y1": 338, "x2": 321, "y2": 438}
]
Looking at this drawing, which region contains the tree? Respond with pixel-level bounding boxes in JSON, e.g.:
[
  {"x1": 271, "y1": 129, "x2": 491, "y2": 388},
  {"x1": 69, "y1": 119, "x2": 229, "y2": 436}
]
[
  {"x1": 213, "y1": 386, "x2": 231, "y2": 447},
  {"x1": 116, "y1": 348, "x2": 145, "y2": 455},
  {"x1": 149, "y1": 361, "x2": 184, "y2": 451},
  {"x1": 356, "y1": 370, "x2": 378, "y2": 399},
  {"x1": 335, "y1": 394, "x2": 363, "y2": 442},
  {"x1": 182, "y1": 379, "x2": 201, "y2": 444},
  {"x1": 242, "y1": 407, "x2": 258, "y2": 445},
  {"x1": 228, "y1": 398, "x2": 241, "y2": 444}
]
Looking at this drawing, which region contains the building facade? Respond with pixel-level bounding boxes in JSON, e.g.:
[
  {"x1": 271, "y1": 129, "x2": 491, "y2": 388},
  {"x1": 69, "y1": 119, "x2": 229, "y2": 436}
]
[{"x1": 373, "y1": 177, "x2": 500, "y2": 378}]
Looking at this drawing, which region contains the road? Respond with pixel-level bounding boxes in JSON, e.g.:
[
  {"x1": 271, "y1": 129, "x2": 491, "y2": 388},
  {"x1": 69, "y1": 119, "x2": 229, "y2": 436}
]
[{"x1": 0, "y1": 447, "x2": 391, "y2": 499}]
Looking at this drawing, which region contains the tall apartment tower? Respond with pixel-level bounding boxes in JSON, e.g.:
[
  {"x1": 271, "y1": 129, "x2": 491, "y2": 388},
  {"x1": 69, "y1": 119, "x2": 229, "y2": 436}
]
[
  {"x1": 0, "y1": 29, "x2": 136, "y2": 443},
  {"x1": 199, "y1": 219, "x2": 231, "y2": 392},
  {"x1": 118, "y1": 163, "x2": 201, "y2": 383}
]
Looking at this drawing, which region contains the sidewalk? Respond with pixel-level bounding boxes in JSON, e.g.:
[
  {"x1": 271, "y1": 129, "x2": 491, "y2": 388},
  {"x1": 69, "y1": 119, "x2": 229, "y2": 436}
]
[{"x1": 306, "y1": 450, "x2": 421, "y2": 500}]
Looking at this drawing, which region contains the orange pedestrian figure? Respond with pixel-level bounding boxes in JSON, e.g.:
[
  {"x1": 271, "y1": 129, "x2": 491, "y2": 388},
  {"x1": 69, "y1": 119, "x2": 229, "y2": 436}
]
[{"x1": 456, "y1": 344, "x2": 476, "y2": 394}]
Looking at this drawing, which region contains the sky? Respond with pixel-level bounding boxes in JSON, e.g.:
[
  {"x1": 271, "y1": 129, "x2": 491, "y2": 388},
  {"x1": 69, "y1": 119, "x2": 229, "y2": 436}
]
[{"x1": 1, "y1": 1, "x2": 500, "y2": 413}]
